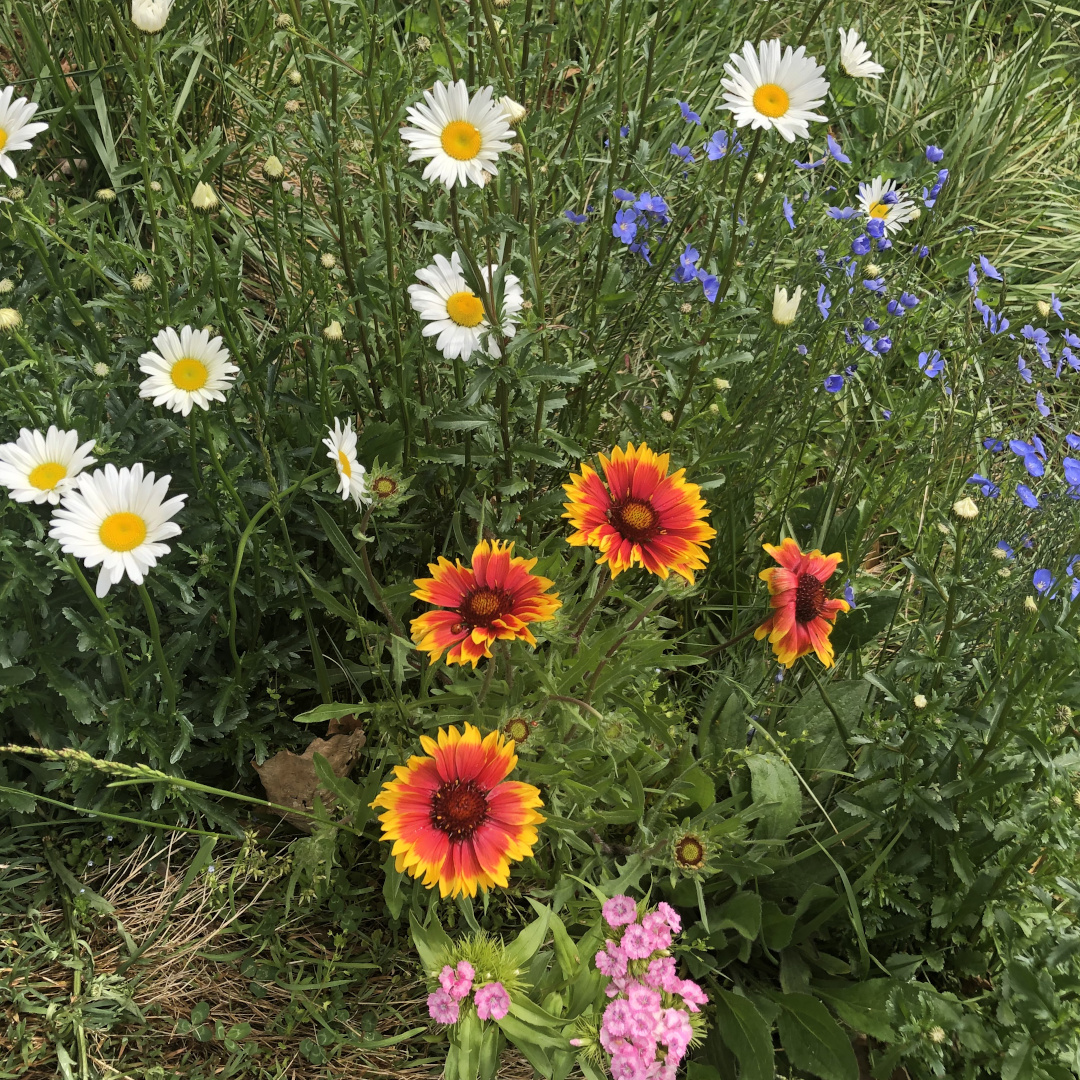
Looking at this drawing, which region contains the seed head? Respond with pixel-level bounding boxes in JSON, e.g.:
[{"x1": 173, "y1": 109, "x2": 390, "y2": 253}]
[
  {"x1": 285, "y1": 99, "x2": 302, "y2": 114},
  {"x1": 287, "y1": 68, "x2": 302, "y2": 86},
  {"x1": 415, "y1": 35, "x2": 431, "y2": 52},
  {"x1": 93, "y1": 361, "x2": 110, "y2": 377},
  {"x1": 263, "y1": 155, "x2": 285, "y2": 181},
  {"x1": 320, "y1": 252, "x2": 337, "y2": 269},
  {"x1": 928, "y1": 1026, "x2": 946, "y2": 1044},
  {"x1": 275, "y1": 12, "x2": 293, "y2": 28},
  {"x1": 864, "y1": 263, "x2": 881, "y2": 277}
]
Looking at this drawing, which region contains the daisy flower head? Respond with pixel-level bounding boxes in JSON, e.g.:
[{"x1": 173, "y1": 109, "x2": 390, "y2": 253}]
[
  {"x1": 131, "y1": 0, "x2": 173, "y2": 32},
  {"x1": 563, "y1": 443, "x2": 717, "y2": 584},
  {"x1": 721, "y1": 40, "x2": 829, "y2": 143},
  {"x1": 836, "y1": 28, "x2": 885, "y2": 79},
  {"x1": 138, "y1": 325, "x2": 239, "y2": 417},
  {"x1": 371, "y1": 722, "x2": 544, "y2": 898},
  {"x1": 0, "y1": 425, "x2": 96, "y2": 505},
  {"x1": 323, "y1": 417, "x2": 368, "y2": 507},
  {"x1": 407, "y1": 252, "x2": 523, "y2": 361},
  {"x1": 411, "y1": 540, "x2": 560, "y2": 667},
  {"x1": 857, "y1": 177, "x2": 916, "y2": 235},
  {"x1": 0, "y1": 86, "x2": 48, "y2": 179},
  {"x1": 772, "y1": 285, "x2": 802, "y2": 326},
  {"x1": 754, "y1": 538, "x2": 850, "y2": 668},
  {"x1": 399, "y1": 80, "x2": 514, "y2": 189},
  {"x1": 49, "y1": 463, "x2": 187, "y2": 597}
]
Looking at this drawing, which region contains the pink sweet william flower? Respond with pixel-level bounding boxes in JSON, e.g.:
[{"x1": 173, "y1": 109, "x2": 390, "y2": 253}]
[
  {"x1": 677, "y1": 979, "x2": 709, "y2": 1012},
  {"x1": 642, "y1": 912, "x2": 673, "y2": 950},
  {"x1": 621, "y1": 922, "x2": 656, "y2": 960},
  {"x1": 439, "y1": 960, "x2": 475, "y2": 1000},
  {"x1": 427, "y1": 987, "x2": 460, "y2": 1024},
  {"x1": 655, "y1": 901, "x2": 681, "y2": 933},
  {"x1": 603, "y1": 894, "x2": 639, "y2": 927},
  {"x1": 645, "y1": 956, "x2": 677, "y2": 990},
  {"x1": 474, "y1": 981, "x2": 511, "y2": 1021},
  {"x1": 660, "y1": 1007, "x2": 693, "y2": 1060},
  {"x1": 596, "y1": 941, "x2": 628, "y2": 977},
  {"x1": 603, "y1": 998, "x2": 632, "y2": 1038}
]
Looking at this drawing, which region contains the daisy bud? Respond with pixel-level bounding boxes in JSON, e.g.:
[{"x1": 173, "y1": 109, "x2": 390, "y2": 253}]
[
  {"x1": 0, "y1": 279, "x2": 13, "y2": 295},
  {"x1": 1037, "y1": 300, "x2": 1052, "y2": 318},
  {"x1": 191, "y1": 182, "x2": 219, "y2": 212},
  {"x1": 96, "y1": 188, "x2": 117, "y2": 203},
  {"x1": 661, "y1": 410, "x2": 674, "y2": 423},
  {"x1": 93, "y1": 362, "x2": 110, "y2": 377},
  {"x1": 510, "y1": 142, "x2": 523, "y2": 154},
  {"x1": 287, "y1": 68, "x2": 302, "y2": 86},
  {"x1": 913, "y1": 694, "x2": 928, "y2": 709},
  {"x1": 709, "y1": 402, "x2": 720, "y2": 415},
  {"x1": 753, "y1": 171, "x2": 766, "y2": 184},
  {"x1": 991, "y1": 546, "x2": 1007, "y2": 560},
  {"x1": 323, "y1": 320, "x2": 344, "y2": 341},
  {"x1": 131, "y1": 272, "x2": 153, "y2": 293},
  {"x1": 680, "y1": 302, "x2": 693, "y2": 313},
  {"x1": 285, "y1": 99, "x2": 302, "y2": 114},
  {"x1": 997, "y1": 567, "x2": 1011, "y2": 578},
  {"x1": 276, "y1": 13, "x2": 293, "y2": 28},
  {"x1": 263, "y1": 155, "x2": 285, "y2": 181},
  {"x1": 0, "y1": 308, "x2": 22, "y2": 331},
  {"x1": 928, "y1": 1027, "x2": 946, "y2": 1045},
  {"x1": 494, "y1": 0, "x2": 511, "y2": 7},
  {"x1": 415, "y1": 35, "x2": 431, "y2": 52},
  {"x1": 521, "y1": 299, "x2": 533, "y2": 310},
  {"x1": 1056, "y1": 704, "x2": 1072, "y2": 722},
  {"x1": 8, "y1": 186, "x2": 23, "y2": 201},
  {"x1": 713, "y1": 378, "x2": 730, "y2": 390},
  {"x1": 149, "y1": 180, "x2": 162, "y2": 193},
  {"x1": 909, "y1": 207, "x2": 922, "y2": 220},
  {"x1": 131, "y1": 0, "x2": 172, "y2": 33},
  {"x1": 952, "y1": 497, "x2": 979, "y2": 520},
  {"x1": 1024, "y1": 596, "x2": 1038, "y2": 613},
  {"x1": 771, "y1": 284, "x2": 802, "y2": 326},
  {"x1": 864, "y1": 263, "x2": 881, "y2": 277},
  {"x1": 320, "y1": 252, "x2": 337, "y2": 269},
  {"x1": 1074, "y1": 789, "x2": 1080, "y2": 809},
  {"x1": 498, "y1": 96, "x2": 527, "y2": 123}
]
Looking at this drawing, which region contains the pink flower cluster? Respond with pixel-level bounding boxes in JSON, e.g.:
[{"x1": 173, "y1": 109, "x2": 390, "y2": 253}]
[
  {"x1": 426, "y1": 961, "x2": 510, "y2": 1025},
  {"x1": 594, "y1": 898, "x2": 706, "y2": 1080}
]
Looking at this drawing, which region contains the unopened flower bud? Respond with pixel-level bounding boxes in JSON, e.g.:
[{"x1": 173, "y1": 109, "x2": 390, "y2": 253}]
[
  {"x1": 910, "y1": 207, "x2": 922, "y2": 220},
  {"x1": 275, "y1": 12, "x2": 293, "y2": 28},
  {"x1": 149, "y1": 180, "x2": 162, "y2": 193},
  {"x1": 660, "y1": 410, "x2": 674, "y2": 423},
  {"x1": 1024, "y1": 596, "x2": 1038, "y2": 613},
  {"x1": 191, "y1": 181, "x2": 219, "y2": 212},
  {"x1": 913, "y1": 694, "x2": 928, "y2": 709},
  {"x1": 498, "y1": 96, "x2": 527, "y2": 123},
  {"x1": 0, "y1": 308, "x2": 22, "y2": 331},
  {"x1": 0, "y1": 279, "x2": 13, "y2": 295},
  {"x1": 415, "y1": 35, "x2": 431, "y2": 52},
  {"x1": 93, "y1": 361, "x2": 110, "y2": 377},
  {"x1": 320, "y1": 252, "x2": 337, "y2": 269},
  {"x1": 285, "y1": 99, "x2": 302, "y2": 114},
  {"x1": 287, "y1": 68, "x2": 302, "y2": 86},
  {"x1": 323, "y1": 320, "x2": 344, "y2": 341},
  {"x1": 864, "y1": 263, "x2": 881, "y2": 277},
  {"x1": 263, "y1": 155, "x2": 285, "y2": 181},
  {"x1": 709, "y1": 402, "x2": 720, "y2": 415},
  {"x1": 928, "y1": 1026, "x2": 946, "y2": 1044},
  {"x1": 96, "y1": 188, "x2": 116, "y2": 203},
  {"x1": 713, "y1": 378, "x2": 730, "y2": 390},
  {"x1": 131, "y1": 0, "x2": 172, "y2": 33},
  {"x1": 131, "y1": 271, "x2": 153, "y2": 292},
  {"x1": 1036, "y1": 300, "x2": 1052, "y2": 318},
  {"x1": 952, "y1": 497, "x2": 979, "y2": 520},
  {"x1": 753, "y1": 171, "x2": 766, "y2": 184}
]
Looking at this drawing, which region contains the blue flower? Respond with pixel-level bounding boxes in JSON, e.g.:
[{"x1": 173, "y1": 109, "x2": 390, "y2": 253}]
[
  {"x1": 1022, "y1": 324, "x2": 1049, "y2": 346},
  {"x1": 996, "y1": 540, "x2": 1015, "y2": 559},
  {"x1": 565, "y1": 209, "x2": 588, "y2": 224},
  {"x1": 1009, "y1": 438, "x2": 1045, "y2": 477},
  {"x1": 783, "y1": 196, "x2": 796, "y2": 229},
  {"x1": 863, "y1": 317, "x2": 880, "y2": 333},
  {"x1": 612, "y1": 208, "x2": 638, "y2": 244},
  {"x1": 620, "y1": 125, "x2": 629, "y2": 137},
  {"x1": 705, "y1": 130, "x2": 729, "y2": 160},
  {"x1": 863, "y1": 278, "x2": 886, "y2": 294},
  {"x1": 824, "y1": 374, "x2": 845, "y2": 393},
  {"x1": 824, "y1": 133, "x2": 850, "y2": 164},
  {"x1": 844, "y1": 581, "x2": 856, "y2": 607},
  {"x1": 795, "y1": 157, "x2": 825, "y2": 170},
  {"x1": 876, "y1": 337, "x2": 892, "y2": 354},
  {"x1": 630, "y1": 240, "x2": 652, "y2": 265},
  {"x1": 983, "y1": 437, "x2": 1004, "y2": 452},
  {"x1": 876, "y1": 238, "x2": 892, "y2": 251},
  {"x1": 918, "y1": 350, "x2": 944, "y2": 377},
  {"x1": 1036, "y1": 391, "x2": 1050, "y2": 418},
  {"x1": 1067, "y1": 433, "x2": 1080, "y2": 450},
  {"x1": 1017, "y1": 355, "x2": 1032, "y2": 384},
  {"x1": 979, "y1": 255, "x2": 1002, "y2": 281},
  {"x1": 1065, "y1": 329, "x2": 1080, "y2": 348},
  {"x1": 967, "y1": 263, "x2": 978, "y2": 288},
  {"x1": 826, "y1": 206, "x2": 857, "y2": 220},
  {"x1": 696, "y1": 268, "x2": 718, "y2": 303},
  {"x1": 1016, "y1": 483, "x2": 1039, "y2": 509},
  {"x1": 1051, "y1": 294, "x2": 1063, "y2": 319},
  {"x1": 634, "y1": 192, "x2": 668, "y2": 216},
  {"x1": 882, "y1": 408, "x2": 892, "y2": 419},
  {"x1": 887, "y1": 300, "x2": 903, "y2": 317},
  {"x1": 916, "y1": 245, "x2": 931, "y2": 259},
  {"x1": 858, "y1": 334, "x2": 877, "y2": 354},
  {"x1": 679, "y1": 101, "x2": 701, "y2": 124},
  {"x1": 866, "y1": 218, "x2": 886, "y2": 239},
  {"x1": 816, "y1": 285, "x2": 831, "y2": 320},
  {"x1": 670, "y1": 143, "x2": 694, "y2": 163},
  {"x1": 900, "y1": 292, "x2": 920, "y2": 309},
  {"x1": 852, "y1": 235, "x2": 871, "y2": 256},
  {"x1": 796, "y1": 344, "x2": 808, "y2": 355},
  {"x1": 671, "y1": 243, "x2": 700, "y2": 284},
  {"x1": 1064, "y1": 456, "x2": 1080, "y2": 486},
  {"x1": 613, "y1": 188, "x2": 636, "y2": 202},
  {"x1": 926, "y1": 145, "x2": 945, "y2": 163},
  {"x1": 1033, "y1": 569, "x2": 1057, "y2": 596},
  {"x1": 967, "y1": 473, "x2": 1000, "y2": 497}
]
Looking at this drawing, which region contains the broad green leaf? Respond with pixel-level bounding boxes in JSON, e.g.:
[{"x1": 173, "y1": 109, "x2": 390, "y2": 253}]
[
  {"x1": 776, "y1": 993, "x2": 858, "y2": 1080},
  {"x1": 715, "y1": 989, "x2": 774, "y2": 1080},
  {"x1": 747, "y1": 752, "x2": 801, "y2": 839}
]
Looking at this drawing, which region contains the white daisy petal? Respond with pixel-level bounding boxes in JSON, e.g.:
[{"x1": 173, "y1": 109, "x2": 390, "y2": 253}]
[
  {"x1": 138, "y1": 323, "x2": 239, "y2": 416},
  {"x1": 0, "y1": 86, "x2": 48, "y2": 179},
  {"x1": 838, "y1": 28, "x2": 885, "y2": 80},
  {"x1": 856, "y1": 176, "x2": 916, "y2": 234},
  {"x1": 0, "y1": 425, "x2": 97, "y2": 505},
  {"x1": 322, "y1": 418, "x2": 369, "y2": 508}
]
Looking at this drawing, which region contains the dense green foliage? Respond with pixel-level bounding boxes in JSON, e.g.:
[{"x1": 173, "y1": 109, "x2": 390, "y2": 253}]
[{"x1": 3, "y1": 1, "x2": 1080, "y2": 1077}]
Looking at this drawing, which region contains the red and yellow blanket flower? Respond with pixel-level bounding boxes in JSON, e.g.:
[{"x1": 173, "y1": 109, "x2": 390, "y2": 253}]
[
  {"x1": 371, "y1": 723, "x2": 544, "y2": 898},
  {"x1": 562, "y1": 442, "x2": 716, "y2": 584},
  {"x1": 754, "y1": 537, "x2": 850, "y2": 668},
  {"x1": 410, "y1": 539, "x2": 561, "y2": 667}
]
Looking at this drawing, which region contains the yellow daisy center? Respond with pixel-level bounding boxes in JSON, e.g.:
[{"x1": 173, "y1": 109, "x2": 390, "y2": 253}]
[
  {"x1": 28, "y1": 461, "x2": 66, "y2": 490},
  {"x1": 752, "y1": 83, "x2": 790, "y2": 118},
  {"x1": 99, "y1": 512, "x2": 148, "y2": 553},
  {"x1": 170, "y1": 358, "x2": 209, "y2": 391},
  {"x1": 446, "y1": 291, "x2": 485, "y2": 327},
  {"x1": 338, "y1": 450, "x2": 352, "y2": 477},
  {"x1": 0, "y1": 129, "x2": 9, "y2": 152},
  {"x1": 440, "y1": 120, "x2": 482, "y2": 161},
  {"x1": 868, "y1": 202, "x2": 891, "y2": 219}
]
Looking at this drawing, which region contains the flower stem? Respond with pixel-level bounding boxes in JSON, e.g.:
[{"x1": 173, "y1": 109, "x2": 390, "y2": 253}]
[
  {"x1": 586, "y1": 590, "x2": 664, "y2": 699},
  {"x1": 137, "y1": 583, "x2": 177, "y2": 716},
  {"x1": 356, "y1": 505, "x2": 406, "y2": 638},
  {"x1": 66, "y1": 556, "x2": 132, "y2": 699},
  {"x1": 572, "y1": 565, "x2": 612, "y2": 644}
]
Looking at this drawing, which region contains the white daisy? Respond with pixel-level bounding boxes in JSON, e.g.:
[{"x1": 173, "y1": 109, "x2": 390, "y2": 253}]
[
  {"x1": 837, "y1": 28, "x2": 885, "y2": 80},
  {"x1": 49, "y1": 463, "x2": 187, "y2": 597},
  {"x1": 771, "y1": 285, "x2": 802, "y2": 326},
  {"x1": 399, "y1": 80, "x2": 515, "y2": 189},
  {"x1": 323, "y1": 418, "x2": 369, "y2": 508},
  {"x1": 407, "y1": 252, "x2": 523, "y2": 362},
  {"x1": 0, "y1": 86, "x2": 48, "y2": 179},
  {"x1": 132, "y1": 0, "x2": 173, "y2": 32},
  {"x1": 721, "y1": 40, "x2": 829, "y2": 143},
  {"x1": 138, "y1": 325, "x2": 239, "y2": 417},
  {"x1": 857, "y1": 176, "x2": 917, "y2": 234},
  {"x1": 0, "y1": 425, "x2": 96, "y2": 505}
]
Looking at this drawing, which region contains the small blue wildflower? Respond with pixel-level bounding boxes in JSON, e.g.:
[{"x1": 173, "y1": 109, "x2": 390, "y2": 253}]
[
  {"x1": 824, "y1": 374, "x2": 845, "y2": 393},
  {"x1": 918, "y1": 350, "x2": 944, "y2": 377},
  {"x1": 795, "y1": 157, "x2": 825, "y2": 170},
  {"x1": 887, "y1": 300, "x2": 903, "y2": 317},
  {"x1": 967, "y1": 264, "x2": 978, "y2": 288},
  {"x1": 996, "y1": 540, "x2": 1015, "y2": 559},
  {"x1": 1051, "y1": 294, "x2": 1063, "y2": 319},
  {"x1": 882, "y1": 409, "x2": 892, "y2": 419},
  {"x1": 979, "y1": 255, "x2": 1002, "y2": 281},
  {"x1": 1016, "y1": 483, "x2": 1039, "y2": 509},
  {"x1": 1064, "y1": 456, "x2": 1080, "y2": 486},
  {"x1": 843, "y1": 327, "x2": 854, "y2": 344},
  {"x1": 866, "y1": 218, "x2": 886, "y2": 240},
  {"x1": 863, "y1": 317, "x2": 880, "y2": 333},
  {"x1": 967, "y1": 474, "x2": 1000, "y2": 498},
  {"x1": 1018, "y1": 355, "x2": 1032, "y2": 384},
  {"x1": 852, "y1": 235, "x2": 871, "y2": 256},
  {"x1": 620, "y1": 125, "x2": 629, "y2": 137},
  {"x1": 858, "y1": 334, "x2": 877, "y2": 354},
  {"x1": 984, "y1": 437, "x2": 1005, "y2": 452},
  {"x1": 1065, "y1": 329, "x2": 1080, "y2": 348},
  {"x1": 900, "y1": 292, "x2": 919, "y2": 309},
  {"x1": 796, "y1": 344, "x2": 808, "y2": 355},
  {"x1": 613, "y1": 188, "x2": 636, "y2": 202},
  {"x1": 1009, "y1": 438, "x2": 1045, "y2": 477},
  {"x1": 826, "y1": 206, "x2": 857, "y2": 220},
  {"x1": 697, "y1": 268, "x2": 719, "y2": 303},
  {"x1": 679, "y1": 101, "x2": 701, "y2": 124},
  {"x1": 876, "y1": 238, "x2": 892, "y2": 251},
  {"x1": 916, "y1": 245, "x2": 931, "y2": 258},
  {"x1": 1067, "y1": 433, "x2": 1080, "y2": 450},
  {"x1": 926, "y1": 145, "x2": 945, "y2": 163},
  {"x1": 635, "y1": 192, "x2": 668, "y2": 216},
  {"x1": 630, "y1": 240, "x2": 652, "y2": 265},
  {"x1": 1033, "y1": 569, "x2": 1056, "y2": 596},
  {"x1": 863, "y1": 278, "x2": 886, "y2": 294},
  {"x1": 670, "y1": 143, "x2": 694, "y2": 163},
  {"x1": 827, "y1": 133, "x2": 850, "y2": 164},
  {"x1": 612, "y1": 208, "x2": 638, "y2": 244},
  {"x1": 816, "y1": 285, "x2": 831, "y2": 320},
  {"x1": 845, "y1": 363, "x2": 859, "y2": 377},
  {"x1": 565, "y1": 209, "x2": 588, "y2": 224},
  {"x1": 1064, "y1": 348, "x2": 1080, "y2": 373},
  {"x1": 876, "y1": 337, "x2": 892, "y2": 354},
  {"x1": 783, "y1": 196, "x2": 795, "y2": 229},
  {"x1": 705, "y1": 130, "x2": 729, "y2": 160},
  {"x1": 671, "y1": 244, "x2": 699, "y2": 283},
  {"x1": 844, "y1": 581, "x2": 857, "y2": 607},
  {"x1": 1036, "y1": 390, "x2": 1050, "y2": 418}
]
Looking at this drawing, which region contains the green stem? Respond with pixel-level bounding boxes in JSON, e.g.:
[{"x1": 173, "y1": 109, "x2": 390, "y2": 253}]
[
  {"x1": 586, "y1": 590, "x2": 663, "y2": 700},
  {"x1": 572, "y1": 566, "x2": 612, "y2": 643},
  {"x1": 65, "y1": 556, "x2": 133, "y2": 698},
  {"x1": 138, "y1": 583, "x2": 177, "y2": 716},
  {"x1": 356, "y1": 504, "x2": 405, "y2": 637}
]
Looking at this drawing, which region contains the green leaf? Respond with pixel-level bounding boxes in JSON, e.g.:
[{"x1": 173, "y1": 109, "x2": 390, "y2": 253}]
[
  {"x1": 714, "y1": 989, "x2": 773, "y2": 1080},
  {"x1": 776, "y1": 993, "x2": 858, "y2": 1080},
  {"x1": 814, "y1": 981, "x2": 897, "y2": 1042},
  {"x1": 409, "y1": 912, "x2": 453, "y2": 974},
  {"x1": 715, "y1": 891, "x2": 762, "y2": 940},
  {"x1": 503, "y1": 903, "x2": 551, "y2": 969},
  {"x1": 292, "y1": 702, "x2": 370, "y2": 724},
  {"x1": 747, "y1": 752, "x2": 801, "y2": 839}
]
